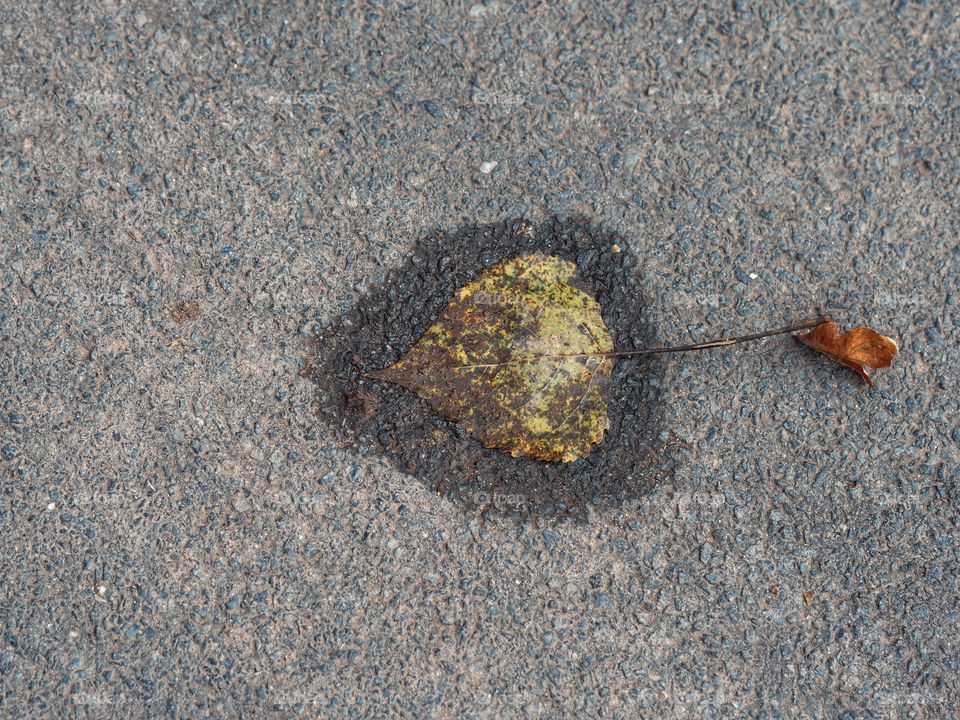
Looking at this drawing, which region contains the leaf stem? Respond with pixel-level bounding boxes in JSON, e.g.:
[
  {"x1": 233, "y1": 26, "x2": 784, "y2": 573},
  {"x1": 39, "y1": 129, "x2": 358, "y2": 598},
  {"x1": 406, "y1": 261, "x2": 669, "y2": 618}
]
[
  {"x1": 597, "y1": 313, "x2": 832, "y2": 358},
  {"x1": 454, "y1": 314, "x2": 830, "y2": 369}
]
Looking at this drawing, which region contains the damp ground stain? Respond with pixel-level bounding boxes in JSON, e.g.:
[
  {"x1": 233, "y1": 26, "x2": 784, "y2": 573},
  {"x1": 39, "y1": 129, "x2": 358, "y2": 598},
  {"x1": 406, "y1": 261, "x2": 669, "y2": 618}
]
[{"x1": 303, "y1": 216, "x2": 680, "y2": 521}]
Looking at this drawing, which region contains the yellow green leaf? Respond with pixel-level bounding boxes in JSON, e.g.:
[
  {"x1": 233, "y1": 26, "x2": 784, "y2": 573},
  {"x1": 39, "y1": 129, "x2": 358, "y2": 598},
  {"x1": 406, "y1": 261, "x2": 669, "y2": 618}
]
[{"x1": 368, "y1": 254, "x2": 613, "y2": 462}]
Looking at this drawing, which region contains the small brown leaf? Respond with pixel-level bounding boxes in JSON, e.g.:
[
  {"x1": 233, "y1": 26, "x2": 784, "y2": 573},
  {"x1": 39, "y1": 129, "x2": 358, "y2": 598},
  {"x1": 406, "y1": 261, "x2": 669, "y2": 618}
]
[{"x1": 794, "y1": 321, "x2": 898, "y2": 387}]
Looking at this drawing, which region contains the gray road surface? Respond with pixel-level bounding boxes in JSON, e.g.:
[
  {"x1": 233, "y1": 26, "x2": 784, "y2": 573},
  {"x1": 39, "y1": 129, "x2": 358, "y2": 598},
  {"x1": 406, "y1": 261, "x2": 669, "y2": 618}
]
[{"x1": 2, "y1": 1, "x2": 958, "y2": 718}]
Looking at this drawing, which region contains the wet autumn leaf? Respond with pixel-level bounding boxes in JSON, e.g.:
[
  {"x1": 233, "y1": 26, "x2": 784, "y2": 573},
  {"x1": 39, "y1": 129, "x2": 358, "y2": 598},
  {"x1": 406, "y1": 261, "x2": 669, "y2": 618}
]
[
  {"x1": 794, "y1": 321, "x2": 898, "y2": 387},
  {"x1": 368, "y1": 254, "x2": 613, "y2": 462},
  {"x1": 365, "y1": 253, "x2": 898, "y2": 461}
]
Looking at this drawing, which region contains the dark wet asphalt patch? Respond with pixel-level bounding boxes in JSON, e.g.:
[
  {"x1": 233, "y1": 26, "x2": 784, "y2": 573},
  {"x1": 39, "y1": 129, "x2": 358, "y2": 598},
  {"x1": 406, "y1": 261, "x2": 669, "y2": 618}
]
[{"x1": 304, "y1": 216, "x2": 679, "y2": 521}]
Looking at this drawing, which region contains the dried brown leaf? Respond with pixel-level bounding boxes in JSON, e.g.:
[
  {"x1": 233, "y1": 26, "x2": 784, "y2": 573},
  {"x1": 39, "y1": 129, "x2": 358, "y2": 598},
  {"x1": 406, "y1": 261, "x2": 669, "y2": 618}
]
[{"x1": 794, "y1": 321, "x2": 898, "y2": 387}]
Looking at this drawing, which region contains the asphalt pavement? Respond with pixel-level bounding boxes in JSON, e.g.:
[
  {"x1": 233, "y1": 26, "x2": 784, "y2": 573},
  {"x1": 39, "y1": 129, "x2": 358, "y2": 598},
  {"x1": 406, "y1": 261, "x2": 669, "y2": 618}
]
[{"x1": 1, "y1": 1, "x2": 958, "y2": 718}]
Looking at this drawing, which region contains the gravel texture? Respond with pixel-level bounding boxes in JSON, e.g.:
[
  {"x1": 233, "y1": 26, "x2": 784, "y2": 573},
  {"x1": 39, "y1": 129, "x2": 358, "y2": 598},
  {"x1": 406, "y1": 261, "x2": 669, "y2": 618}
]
[{"x1": 2, "y1": 1, "x2": 959, "y2": 718}]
